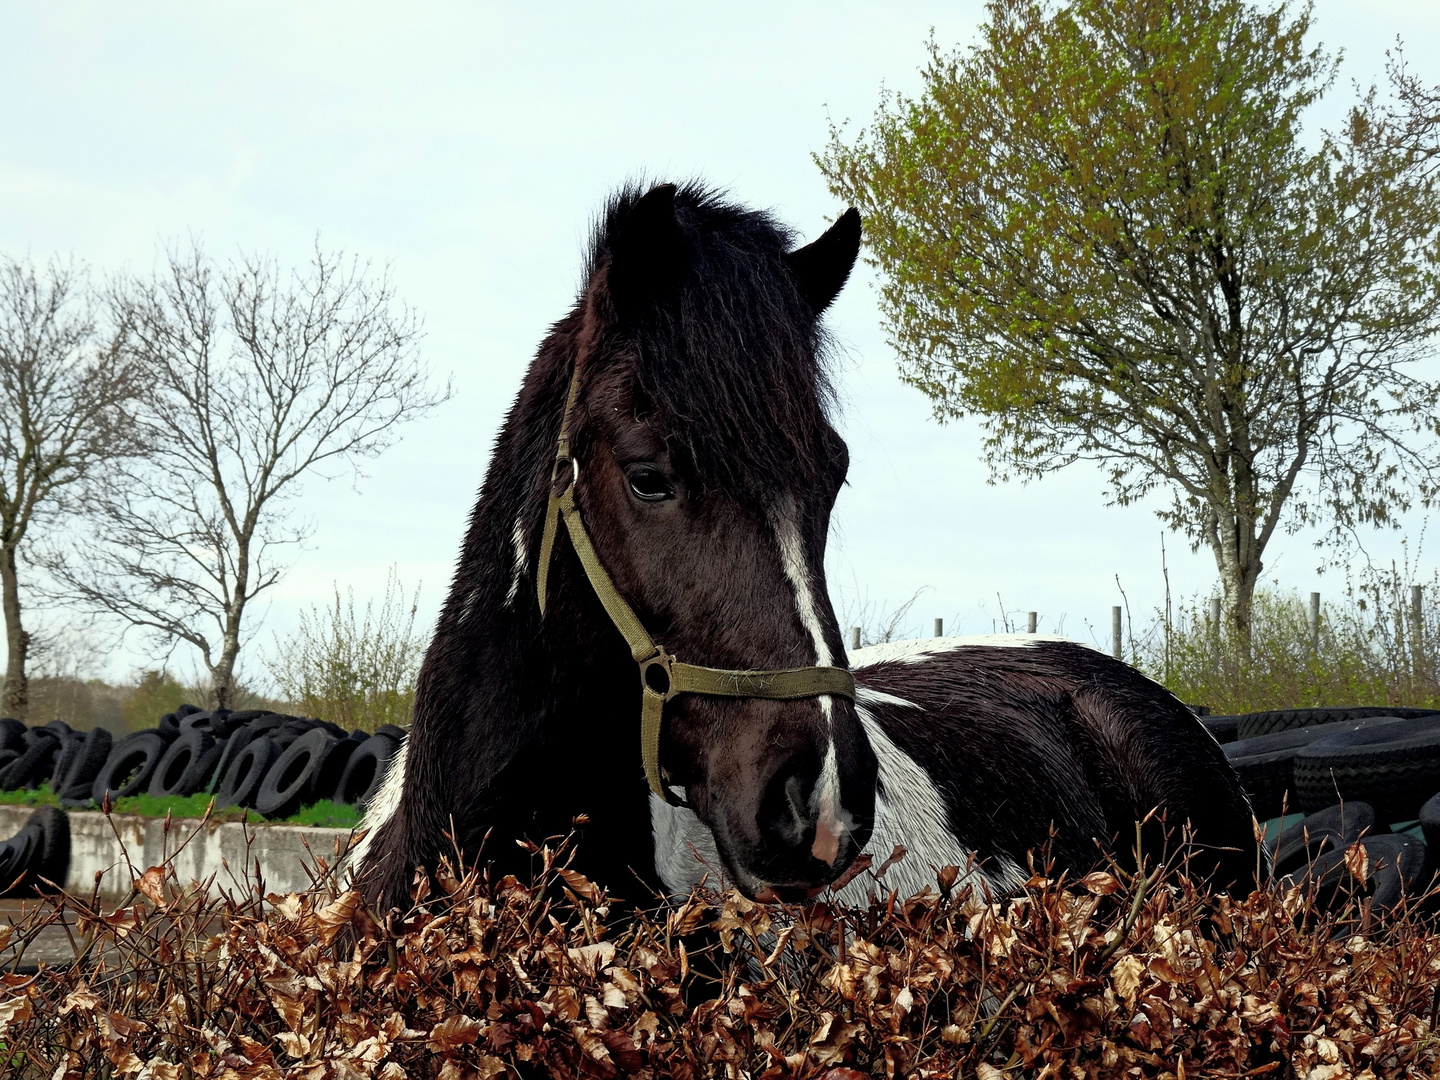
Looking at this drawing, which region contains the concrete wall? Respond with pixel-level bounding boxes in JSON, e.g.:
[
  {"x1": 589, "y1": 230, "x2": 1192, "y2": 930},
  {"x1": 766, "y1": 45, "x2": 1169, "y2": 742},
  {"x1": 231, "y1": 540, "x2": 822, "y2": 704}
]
[{"x1": 0, "y1": 805, "x2": 354, "y2": 899}]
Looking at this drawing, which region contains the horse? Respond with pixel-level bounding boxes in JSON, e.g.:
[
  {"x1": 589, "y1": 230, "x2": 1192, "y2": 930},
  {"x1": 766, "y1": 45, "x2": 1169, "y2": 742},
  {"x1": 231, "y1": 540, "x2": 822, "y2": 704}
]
[{"x1": 352, "y1": 182, "x2": 1257, "y2": 914}]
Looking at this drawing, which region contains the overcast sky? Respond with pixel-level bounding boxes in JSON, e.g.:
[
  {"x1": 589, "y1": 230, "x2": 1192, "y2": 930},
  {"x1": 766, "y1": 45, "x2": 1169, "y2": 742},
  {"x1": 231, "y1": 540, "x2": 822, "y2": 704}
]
[{"x1": 3, "y1": 2, "x2": 1439, "y2": 687}]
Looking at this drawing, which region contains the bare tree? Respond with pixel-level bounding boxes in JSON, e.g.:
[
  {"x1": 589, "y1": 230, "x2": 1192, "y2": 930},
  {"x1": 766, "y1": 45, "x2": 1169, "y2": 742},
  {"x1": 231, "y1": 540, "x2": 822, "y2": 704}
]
[
  {"x1": 1, "y1": 258, "x2": 146, "y2": 720},
  {"x1": 45, "y1": 243, "x2": 445, "y2": 708}
]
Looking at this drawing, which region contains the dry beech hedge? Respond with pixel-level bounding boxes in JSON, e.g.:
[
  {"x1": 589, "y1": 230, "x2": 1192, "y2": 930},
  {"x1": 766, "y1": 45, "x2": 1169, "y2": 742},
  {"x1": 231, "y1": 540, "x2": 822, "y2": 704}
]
[{"x1": 2, "y1": 816, "x2": 1439, "y2": 1079}]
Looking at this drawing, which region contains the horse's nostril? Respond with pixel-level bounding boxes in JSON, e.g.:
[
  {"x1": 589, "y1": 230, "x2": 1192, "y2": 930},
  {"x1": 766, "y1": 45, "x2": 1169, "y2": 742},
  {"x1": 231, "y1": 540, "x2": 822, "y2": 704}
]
[{"x1": 758, "y1": 765, "x2": 816, "y2": 851}]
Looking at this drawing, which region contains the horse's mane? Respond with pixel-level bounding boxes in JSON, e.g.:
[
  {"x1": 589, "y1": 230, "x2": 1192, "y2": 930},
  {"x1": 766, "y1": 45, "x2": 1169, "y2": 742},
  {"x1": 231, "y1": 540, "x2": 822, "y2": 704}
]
[{"x1": 584, "y1": 183, "x2": 839, "y2": 505}]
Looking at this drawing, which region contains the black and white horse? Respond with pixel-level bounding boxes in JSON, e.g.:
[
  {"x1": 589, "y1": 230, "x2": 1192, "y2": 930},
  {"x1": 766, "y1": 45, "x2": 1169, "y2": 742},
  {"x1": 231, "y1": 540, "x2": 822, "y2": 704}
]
[{"x1": 353, "y1": 183, "x2": 1256, "y2": 913}]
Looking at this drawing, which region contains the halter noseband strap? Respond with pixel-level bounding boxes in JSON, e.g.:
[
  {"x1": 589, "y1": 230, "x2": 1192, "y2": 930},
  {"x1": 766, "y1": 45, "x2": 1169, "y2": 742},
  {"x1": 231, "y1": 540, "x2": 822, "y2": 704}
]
[{"x1": 536, "y1": 364, "x2": 856, "y2": 805}]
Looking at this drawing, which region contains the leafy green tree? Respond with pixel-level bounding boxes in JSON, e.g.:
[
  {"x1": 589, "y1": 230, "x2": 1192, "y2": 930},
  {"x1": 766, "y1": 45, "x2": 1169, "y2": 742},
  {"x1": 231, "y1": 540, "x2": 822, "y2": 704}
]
[{"x1": 820, "y1": 0, "x2": 1440, "y2": 641}]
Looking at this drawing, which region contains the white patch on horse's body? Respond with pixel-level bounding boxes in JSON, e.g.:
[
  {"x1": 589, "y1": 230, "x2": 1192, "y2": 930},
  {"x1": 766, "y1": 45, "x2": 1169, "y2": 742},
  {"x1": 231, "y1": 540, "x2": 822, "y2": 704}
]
[
  {"x1": 648, "y1": 685, "x2": 1024, "y2": 903},
  {"x1": 841, "y1": 691, "x2": 1025, "y2": 903},
  {"x1": 505, "y1": 516, "x2": 528, "y2": 607},
  {"x1": 651, "y1": 792, "x2": 727, "y2": 898},
  {"x1": 347, "y1": 736, "x2": 409, "y2": 881},
  {"x1": 850, "y1": 633, "x2": 1083, "y2": 669}
]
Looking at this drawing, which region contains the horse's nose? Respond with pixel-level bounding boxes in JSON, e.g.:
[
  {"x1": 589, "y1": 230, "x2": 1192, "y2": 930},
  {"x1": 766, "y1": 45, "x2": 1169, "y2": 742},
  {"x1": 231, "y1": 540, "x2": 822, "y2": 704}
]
[{"x1": 757, "y1": 760, "x2": 860, "y2": 874}]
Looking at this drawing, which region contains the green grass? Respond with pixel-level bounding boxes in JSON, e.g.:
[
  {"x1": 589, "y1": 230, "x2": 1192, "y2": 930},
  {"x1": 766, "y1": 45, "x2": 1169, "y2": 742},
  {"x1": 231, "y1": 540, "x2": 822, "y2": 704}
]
[{"x1": 0, "y1": 783, "x2": 361, "y2": 829}]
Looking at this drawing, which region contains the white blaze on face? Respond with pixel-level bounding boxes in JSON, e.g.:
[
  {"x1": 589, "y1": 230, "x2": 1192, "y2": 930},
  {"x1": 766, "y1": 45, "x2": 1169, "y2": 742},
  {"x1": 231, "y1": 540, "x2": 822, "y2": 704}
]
[{"x1": 770, "y1": 497, "x2": 847, "y2": 864}]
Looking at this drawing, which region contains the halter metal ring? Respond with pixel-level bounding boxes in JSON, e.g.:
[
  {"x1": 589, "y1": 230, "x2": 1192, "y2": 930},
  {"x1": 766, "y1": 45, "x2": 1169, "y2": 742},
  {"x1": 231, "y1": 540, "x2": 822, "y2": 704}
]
[
  {"x1": 551, "y1": 455, "x2": 579, "y2": 493},
  {"x1": 639, "y1": 650, "x2": 677, "y2": 700}
]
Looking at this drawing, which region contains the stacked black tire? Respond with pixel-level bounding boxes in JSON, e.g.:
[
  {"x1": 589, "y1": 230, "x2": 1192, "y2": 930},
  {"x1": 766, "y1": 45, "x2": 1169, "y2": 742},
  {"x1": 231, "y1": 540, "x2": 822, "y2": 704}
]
[
  {"x1": 1205, "y1": 706, "x2": 1440, "y2": 912},
  {"x1": 0, "y1": 708, "x2": 404, "y2": 819}
]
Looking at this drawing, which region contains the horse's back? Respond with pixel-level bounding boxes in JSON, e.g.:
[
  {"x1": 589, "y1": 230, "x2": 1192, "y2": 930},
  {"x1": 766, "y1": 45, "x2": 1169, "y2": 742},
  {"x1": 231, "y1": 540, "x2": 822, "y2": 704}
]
[{"x1": 850, "y1": 635, "x2": 1255, "y2": 889}]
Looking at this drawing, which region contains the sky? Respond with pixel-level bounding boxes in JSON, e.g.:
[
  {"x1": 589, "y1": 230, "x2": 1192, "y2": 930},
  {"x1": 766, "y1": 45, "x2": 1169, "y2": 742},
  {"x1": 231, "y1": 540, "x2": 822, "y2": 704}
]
[{"x1": 3, "y1": 1, "x2": 1439, "y2": 688}]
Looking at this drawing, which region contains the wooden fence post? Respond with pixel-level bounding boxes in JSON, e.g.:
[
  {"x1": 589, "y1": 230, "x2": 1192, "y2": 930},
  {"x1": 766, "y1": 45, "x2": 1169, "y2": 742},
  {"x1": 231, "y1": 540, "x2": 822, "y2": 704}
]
[
  {"x1": 1027, "y1": 611, "x2": 1037, "y2": 634},
  {"x1": 1310, "y1": 591, "x2": 1320, "y2": 653},
  {"x1": 1112, "y1": 606, "x2": 1122, "y2": 659},
  {"x1": 1210, "y1": 597, "x2": 1222, "y2": 675},
  {"x1": 850, "y1": 626, "x2": 861, "y2": 651},
  {"x1": 1411, "y1": 585, "x2": 1424, "y2": 684},
  {"x1": 933, "y1": 617, "x2": 943, "y2": 638}
]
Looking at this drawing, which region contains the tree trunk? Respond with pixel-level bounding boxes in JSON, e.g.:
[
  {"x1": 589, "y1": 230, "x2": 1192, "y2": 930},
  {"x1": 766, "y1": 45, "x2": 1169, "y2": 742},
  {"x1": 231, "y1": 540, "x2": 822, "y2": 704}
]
[
  {"x1": 210, "y1": 607, "x2": 244, "y2": 710},
  {"x1": 1, "y1": 544, "x2": 30, "y2": 721},
  {"x1": 1209, "y1": 522, "x2": 1262, "y2": 651}
]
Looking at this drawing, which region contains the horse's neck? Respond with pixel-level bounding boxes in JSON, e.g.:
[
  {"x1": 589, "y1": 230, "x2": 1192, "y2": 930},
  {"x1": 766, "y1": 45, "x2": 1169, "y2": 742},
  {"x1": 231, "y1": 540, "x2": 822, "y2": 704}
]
[{"x1": 434, "y1": 586, "x2": 662, "y2": 895}]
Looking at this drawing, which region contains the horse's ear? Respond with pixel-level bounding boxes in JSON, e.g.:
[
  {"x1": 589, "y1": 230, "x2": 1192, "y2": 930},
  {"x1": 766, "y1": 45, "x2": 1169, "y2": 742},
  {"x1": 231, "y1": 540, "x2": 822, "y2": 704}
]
[
  {"x1": 609, "y1": 183, "x2": 687, "y2": 320},
  {"x1": 786, "y1": 208, "x2": 861, "y2": 315}
]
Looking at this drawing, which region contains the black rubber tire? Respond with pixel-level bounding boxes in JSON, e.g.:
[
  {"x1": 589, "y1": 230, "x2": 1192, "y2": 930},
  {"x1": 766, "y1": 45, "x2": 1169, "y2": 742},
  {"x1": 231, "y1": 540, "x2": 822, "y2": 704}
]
[
  {"x1": 1293, "y1": 716, "x2": 1440, "y2": 819},
  {"x1": 157, "y1": 712, "x2": 182, "y2": 740},
  {"x1": 176, "y1": 703, "x2": 204, "y2": 720},
  {"x1": 309, "y1": 734, "x2": 361, "y2": 802},
  {"x1": 91, "y1": 731, "x2": 169, "y2": 804},
  {"x1": 1225, "y1": 727, "x2": 1332, "y2": 819},
  {"x1": 1294, "y1": 831, "x2": 1432, "y2": 913},
  {"x1": 374, "y1": 724, "x2": 407, "y2": 741},
  {"x1": 0, "y1": 814, "x2": 39, "y2": 895},
  {"x1": 33, "y1": 805, "x2": 69, "y2": 891},
  {"x1": 57, "y1": 727, "x2": 113, "y2": 805},
  {"x1": 267, "y1": 719, "x2": 317, "y2": 755},
  {"x1": 1269, "y1": 801, "x2": 1381, "y2": 881},
  {"x1": 1237, "y1": 705, "x2": 1440, "y2": 741},
  {"x1": 0, "y1": 806, "x2": 69, "y2": 896},
  {"x1": 205, "y1": 716, "x2": 283, "y2": 794},
  {"x1": 336, "y1": 733, "x2": 400, "y2": 808},
  {"x1": 148, "y1": 730, "x2": 219, "y2": 798},
  {"x1": 0, "y1": 717, "x2": 26, "y2": 753},
  {"x1": 254, "y1": 728, "x2": 338, "y2": 818},
  {"x1": 1225, "y1": 716, "x2": 1418, "y2": 819},
  {"x1": 0, "y1": 730, "x2": 60, "y2": 792},
  {"x1": 47, "y1": 730, "x2": 84, "y2": 789},
  {"x1": 1420, "y1": 792, "x2": 1440, "y2": 854},
  {"x1": 0, "y1": 749, "x2": 18, "y2": 774},
  {"x1": 225, "y1": 710, "x2": 273, "y2": 725},
  {"x1": 216, "y1": 736, "x2": 279, "y2": 810},
  {"x1": 1201, "y1": 715, "x2": 1241, "y2": 745},
  {"x1": 180, "y1": 710, "x2": 215, "y2": 735}
]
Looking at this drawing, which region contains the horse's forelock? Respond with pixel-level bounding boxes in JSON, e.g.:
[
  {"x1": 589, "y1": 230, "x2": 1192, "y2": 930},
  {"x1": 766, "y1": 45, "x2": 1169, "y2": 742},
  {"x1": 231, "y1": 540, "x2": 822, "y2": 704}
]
[{"x1": 582, "y1": 183, "x2": 838, "y2": 506}]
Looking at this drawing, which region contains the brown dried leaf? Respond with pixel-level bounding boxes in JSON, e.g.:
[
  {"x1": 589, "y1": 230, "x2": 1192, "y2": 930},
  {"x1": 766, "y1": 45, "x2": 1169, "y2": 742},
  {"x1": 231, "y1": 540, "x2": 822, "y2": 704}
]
[
  {"x1": 61, "y1": 986, "x2": 101, "y2": 1015},
  {"x1": 0, "y1": 994, "x2": 33, "y2": 1035},
  {"x1": 1344, "y1": 840, "x2": 1372, "y2": 884},
  {"x1": 558, "y1": 867, "x2": 602, "y2": 903},
  {"x1": 1080, "y1": 871, "x2": 1122, "y2": 895},
  {"x1": 1112, "y1": 954, "x2": 1145, "y2": 1005},
  {"x1": 829, "y1": 852, "x2": 874, "y2": 893},
  {"x1": 568, "y1": 940, "x2": 617, "y2": 976},
  {"x1": 876, "y1": 844, "x2": 908, "y2": 878},
  {"x1": 315, "y1": 890, "x2": 362, "y2": 946},
  {"x1": 428, "y1": 1014, "x2": 483, "y2": 1053},
  {"x1": 135, "y1": 865, "x2": 167, "y2": 904}
]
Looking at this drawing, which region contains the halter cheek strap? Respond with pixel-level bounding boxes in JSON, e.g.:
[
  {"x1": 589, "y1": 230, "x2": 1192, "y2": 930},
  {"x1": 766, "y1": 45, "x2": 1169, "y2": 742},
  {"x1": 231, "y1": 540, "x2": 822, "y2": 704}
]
[{"x1": 536, "y1": 364, "x2": 856, "y2": 805}]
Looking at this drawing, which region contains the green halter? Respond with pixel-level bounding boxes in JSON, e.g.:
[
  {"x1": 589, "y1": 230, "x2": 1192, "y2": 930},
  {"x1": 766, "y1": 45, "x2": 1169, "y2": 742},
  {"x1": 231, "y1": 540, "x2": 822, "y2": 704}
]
[{"x1": 536, "y1": 364, "x2": 856, "y2": 805}]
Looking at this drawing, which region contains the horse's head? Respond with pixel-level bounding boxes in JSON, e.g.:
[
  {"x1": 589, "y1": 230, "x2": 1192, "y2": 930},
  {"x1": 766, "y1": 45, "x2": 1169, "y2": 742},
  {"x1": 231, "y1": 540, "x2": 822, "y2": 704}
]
[{"x1": 539, "y1": 184, "x2": 877, "y2": 901}]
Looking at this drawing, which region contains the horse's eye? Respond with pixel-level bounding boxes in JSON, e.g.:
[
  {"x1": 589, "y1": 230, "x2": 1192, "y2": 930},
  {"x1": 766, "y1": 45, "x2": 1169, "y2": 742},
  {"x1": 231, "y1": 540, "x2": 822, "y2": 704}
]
[{"x1": 626, "y1": 465, "x2": 674, "y2": 502}]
